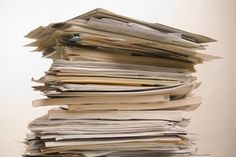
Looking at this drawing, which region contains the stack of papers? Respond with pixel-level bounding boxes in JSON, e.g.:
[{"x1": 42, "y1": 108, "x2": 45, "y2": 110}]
[{"x1": 23, "y1": 8, "x2": 218, "y2": 157}]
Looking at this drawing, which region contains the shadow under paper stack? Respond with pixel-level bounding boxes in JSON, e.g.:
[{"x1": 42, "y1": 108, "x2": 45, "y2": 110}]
[{"x1": 23, "y1": 8, "x2": 219, "y2": 157}]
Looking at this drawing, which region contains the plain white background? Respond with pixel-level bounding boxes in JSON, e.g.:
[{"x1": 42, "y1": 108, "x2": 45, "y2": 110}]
[{"x1": 0, "y1": 0, "x2": 235, "y2": 156}]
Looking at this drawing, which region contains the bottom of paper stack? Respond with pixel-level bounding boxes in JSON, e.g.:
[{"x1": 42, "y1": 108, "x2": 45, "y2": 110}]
[{"x1": 22, "y1": 108, "x2": 206, "y2": 157}]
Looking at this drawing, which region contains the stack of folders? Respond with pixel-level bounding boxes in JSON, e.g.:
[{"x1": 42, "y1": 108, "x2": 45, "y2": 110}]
[{"x1": 23, "y1": 8, "x2": 219, "y2": 157}]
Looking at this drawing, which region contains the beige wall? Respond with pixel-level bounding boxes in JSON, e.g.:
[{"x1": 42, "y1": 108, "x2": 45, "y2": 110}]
[{"x1": 0, "y1": 0, "x2": 235, "y2": 156}]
